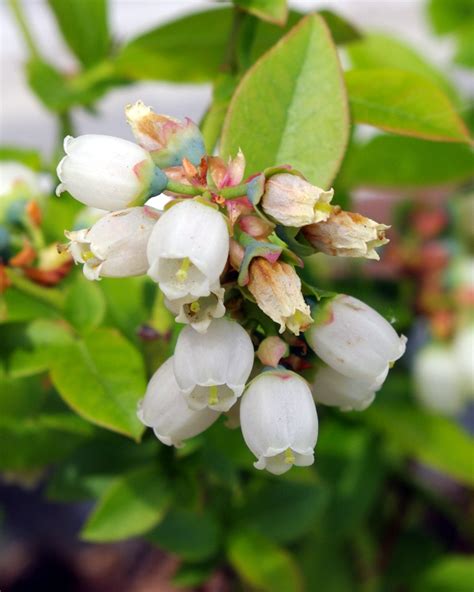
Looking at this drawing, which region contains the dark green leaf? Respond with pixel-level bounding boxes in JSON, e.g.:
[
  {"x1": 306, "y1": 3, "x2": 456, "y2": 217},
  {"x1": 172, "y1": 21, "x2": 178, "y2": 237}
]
[
  {"x1": 346, "y1": 68, "x2": 471, "y2": 142},
  {"x1": 340, "y1": 135, "x2": 474, "y2": 188},
  {"x1": 227, "y1": 530, "x2": 303, "y2": 592},
  {"x1": 50, "y1": 327, "x2": 146, "y2": 439},
  {"x1": 221, "y1": 15, "x2": 349, "y2": 187},
  {"x1": 81, "y1": 465, "x2": 170, "y2": 542},
  {"x1": 47, "y1": 0, "x2": 110, "y2": 67},
  {"x1": 428, "y1": 0, "x2": 474, "y2": 36}
]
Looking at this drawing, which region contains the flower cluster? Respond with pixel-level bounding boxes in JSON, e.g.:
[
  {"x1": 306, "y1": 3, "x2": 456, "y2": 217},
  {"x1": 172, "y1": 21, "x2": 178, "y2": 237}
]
[{"x1": 57, "y1": 102, "x2": 406, "y2": 475}]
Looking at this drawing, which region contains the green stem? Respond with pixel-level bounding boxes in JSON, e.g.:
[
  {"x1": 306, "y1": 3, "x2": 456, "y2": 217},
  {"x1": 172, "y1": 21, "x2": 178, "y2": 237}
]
[
  {"x1": 222, "y1": 7, "x2": 246, "y2": 75},
  {"x1": 8, "y1": 0, "x2": 41, "y2": 60},
  {"x1": 166, "y1": 179, "x2": 249, "y2": 199},
  {"x1": 6, "y1": 268, "x2": 65, "y2": 310}
]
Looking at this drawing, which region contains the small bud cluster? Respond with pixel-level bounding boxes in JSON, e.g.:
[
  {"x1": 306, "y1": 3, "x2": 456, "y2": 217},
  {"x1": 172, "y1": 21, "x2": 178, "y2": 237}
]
[{"x1": 57, "y1": 102, "x2": 406, "y2": 475}]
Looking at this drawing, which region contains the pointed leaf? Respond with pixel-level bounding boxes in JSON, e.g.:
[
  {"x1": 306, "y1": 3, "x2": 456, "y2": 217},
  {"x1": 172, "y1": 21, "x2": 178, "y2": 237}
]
[
  {"x1": 235, "y1": 0, "x2": 288, "y2": 25},
  {"x1": 221, "y1": 15, "x2": 349, "y2": 188}
]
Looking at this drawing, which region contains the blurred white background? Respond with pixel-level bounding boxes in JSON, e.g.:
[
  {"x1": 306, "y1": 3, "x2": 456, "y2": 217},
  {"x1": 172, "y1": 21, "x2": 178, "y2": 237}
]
[{"x1": 0, "y1": 0, "x2": 471, "y2": 156}]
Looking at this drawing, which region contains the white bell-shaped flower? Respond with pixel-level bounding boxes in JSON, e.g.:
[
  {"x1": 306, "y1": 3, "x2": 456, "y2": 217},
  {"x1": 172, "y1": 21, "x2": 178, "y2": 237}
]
[
  {"x1": 0, "y1": 161, "x2": 42, "y2": 197},
  {"x1": 414, "y1": 344, "x2": 465, "y2": 416},
  {"x1": 165, "y1": 286, "x2": 225, "y2": 333},
  {"x1": 137, "y1": 357, "x2": 220, "y2": 447},
  {"x1": 147, "y1": 199, "x2": 230, "y2": 301},
  {"x1": 173, "y1": 318, "x2": 254, "y2": 412},
  {"x1": 453, "y1": 326, "x2": 474, "y2": 398},
  {"x1": 312, "y1": 364, "x2": 383, "y2": 411},
  {"x1": 240, "y1": 370, "x2": 318, "y2": 475},
  {"x1": 306, "y1": 295, "x2": 406, "y2": 385},
  {"x1": 56, "y1": 135, "x2": 156, "y2": 210},
  {"x1": 65, "y1": 206, "x2": 159, "y2": 280}
]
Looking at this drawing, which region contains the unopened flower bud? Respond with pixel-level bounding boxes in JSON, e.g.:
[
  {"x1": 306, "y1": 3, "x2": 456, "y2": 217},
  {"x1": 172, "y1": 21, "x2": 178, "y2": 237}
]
[
  {"x1": 240, "y1": 370, "x2": 318, "y2": 475},
  {"x1": 147, "y1": 199, "x2": 229, "y2": 301},
  {"x1": 56, "y1": 135, "x2": 158, "y2": 210},
  {"x1": 312, "y1": 364, "x2": 381, "y2": 411},
  {"x1": 173, "y1": 318, "x2": 254, "y2": 412},
  {"x1": 261, "y1": 173, "x2": 333, "y2": 227},
  {"x1": 138, "y1": 357, "x2": 220, "y2": 447},
  {"x1": 414, "y1": 344, "x2": 465, "y2": 416},
  {"x1": 248, "y1": 258, "x2": 312, "y2": 335},
  {"x1": 302, "y1": 210, "x2": 389, "y2": 260},
  {"x1": 239, "y1": 215, "x2": 273, "y2": 240},
  {"x1": 208, "y1": 150, "x2": 245, "y2": 189},
  {"x1": 165, "y1": 287, "x2": 225, "y2": 333},
  {"x1": 66, "y1": 206, "x2": 158, "y2": 280},
  {"x1": 126, "y1": 101, "x2": 205, "y2": 168},
  {"x1": 257, "y1": 336, "x2": 289, "y2": 367},
  {"x1": 306, "y1": 295, "x2": 406, "y2": 384},
  {"x1": 229, "y1": 238, "x2": 245, "y2": 271}
]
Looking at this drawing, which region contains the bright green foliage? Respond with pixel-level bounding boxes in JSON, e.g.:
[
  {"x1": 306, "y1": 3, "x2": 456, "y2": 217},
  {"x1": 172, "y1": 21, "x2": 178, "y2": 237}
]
[
  {"x1": 415, "y1": 556, "x2": 474, "y2": 591},
  {"x1": 81, "y1": 465, "x2": 170, "y2": 541},
  {"x1": 64, "y1": 274, "x2": 106, "y2": 333},
  {"x1": 428, "y1": 0, "x2": 474, "y2": 35},
  {"x1": 346, "y1": 68, "x2": 471, "y2": 142},
  {"x1": 234, "y1": 0, "x2": 288, "y2": 25},
  {"x1": 222, "y1": 15, "x2": 349, "y2": 187},
  {"x1": 227, "y1": 530, "x2": 303, "y2": 592},
  {"x1": 47, "y1": 0, "x2": 110, "y2": 67},
  {"x1": 50, "y1": 328, "x2": 146, "y2": 439}
]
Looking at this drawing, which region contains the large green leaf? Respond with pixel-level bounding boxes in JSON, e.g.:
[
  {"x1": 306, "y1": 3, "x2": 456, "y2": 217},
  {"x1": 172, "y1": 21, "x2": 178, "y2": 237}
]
[
  {"x1": 235, "y1": 0, "x2": 288, "y2": 25},
  {"x1": 47, "y1": 0, "x2": 110, "y2": 67},
  {"x1": 81, "y1": 465, "x2": 170, "y2": 542},
  {"x1": 50, "y1": 328, "x2": 146, "y2": 439},
  {"x1": 428, "y1": 0, "x2": 474, "y2": 35},
  {"x1": 148, "y1": 508, "x2": 220, "y2": 561},
  {"x1": 64, "y1": 273, "x2": 106, "y2": 333},
  {"x1": 340, "y1": 135, "x2": 474, "y2": 188},
  {"x1": 414, "y1": 556, "x2": 474, "y2": 592},
  {"x1": 221, "y1": 15, "x2": 349, "y2": 187},
  {"x1": 347, "y1": 33, "x2": 457, "y2": 102},
  {"x1": 365, "y1": 402, "x2": 474, "y2": 486},
  {"x1": 227, "y1": 530, "x2": 303, "y2": 592},
  {"x1": 346, "y1": 68, "x2": 471, "y2": 142}
]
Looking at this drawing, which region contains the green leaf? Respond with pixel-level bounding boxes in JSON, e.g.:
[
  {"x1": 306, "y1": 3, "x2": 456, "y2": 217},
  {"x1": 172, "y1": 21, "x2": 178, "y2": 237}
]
[
  {"x1": 0, "y1": 146, "x2": 42, "y2": 170},
  {"x1": 455, "y1": 23, "x2": 474, "y2": 68},
  {"x1": 0, "y1": 413, "x2": 93, "y2": 470},
  {"x1": 64, "y1": 273, "x2": 106, "y2": 333},
  {"x1": 0, "y1": 287, "x2": 59, "y2": 324},
  {"x1": 415, "y1": 556, "x2": 474, "y2": 592},
  {"x1": 148, "y1": 508, "x2": 220, "y2": 561},
  {"x1": 81, "y1": 465, "x2": 170, "y2": 542},
  {"x1": 0, "y1": 375, "x2": 46, "y2": 416},
  {"x1": 171, "y1": 563, "x2": 215, "y2": 588},
  {"x1": 235, "y1": 479, "x2": 325, "y2": 543},
  {"x1": 346, "y1": 68, "x2": 471, "y2": 143},
  {"x1": 235, "y1": 0, "x2": 288, "y2": 25},
  {"x1": 47, "y1": 0, "x2": 110, "y2": 67},
  {"x1": 340, "y1": 135, "x2": 474, "y2": 188},
  {"x1": 365, "y1": 402, "x2": 474, "y2": 486},
  {"x1": 100, "y1": 276, "x2": 148, "y2": 341},
  {"x1": 50, "y1": 327, "x2": 146, "y2": 439},
  {"x1": 42, "y1": 195, "x2": 83, "y2": 243},
  {"x1": 227, "y1": 530, "x2": 303, "y2": 592},
  {"x1": 221, "y1": 15, "x2": 349, "y2": 187},
  {"x1": 347, "y1": 33, "x2": 457, "y2": 102},
  {"x1": 428, "y1": 0, "x2": 474, "y2": 36}
]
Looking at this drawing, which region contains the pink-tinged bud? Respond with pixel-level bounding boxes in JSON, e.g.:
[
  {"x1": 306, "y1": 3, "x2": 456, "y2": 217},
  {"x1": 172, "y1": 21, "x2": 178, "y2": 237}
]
[
  {"x1": 248, "y1": 258, "x2": 312, "y2": 335},
  {"x1": 208, "y1": 150, "x2": 245, "y2": 190},
  {"x1": 239, "y1": 215, "x2": 273, "y2": 240},
  {"x1": 257, "y1": 336, "x2": 289, "y2": 367},
  {"x1": 303, "y1": 210, "x2": 389, "y2": 260},
  {"x1": 261, "y1": 173, "x2": 334, "y2": 227},
  {"x1": 126, "y1": 101, "x2": 205, "y2": 168},
  {"x1": 229, "y1": 239, "x2": 245, "y2": 271}
]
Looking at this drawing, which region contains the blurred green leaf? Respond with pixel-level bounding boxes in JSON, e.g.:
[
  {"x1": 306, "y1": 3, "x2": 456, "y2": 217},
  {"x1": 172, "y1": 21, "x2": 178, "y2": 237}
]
[
  {"x1": 0, "y1": 375, "x2": 46, "y2": 416},
  {"x1": 235, "y1": 479, "x2": 326, "y2": 543},
  {"x1": 0, "y1": 146, "x2": 42, "y2": 170},
  {"x1": 50, "y1": 327, "x2": 146, "y2": 439},
  {"x1": 227, "y1": 529, "x2": 303, "y2": 592},
  {"x1": 235, "y1": 0, "x2": 288, "y2": 25},
  {"x1": 41, "y1": 195, "x2": 83, "y2": 242},
  {"x1": 365, "y1": 402, "x2": 474, "y2": 486},
  {"x1": 221, "y1": 15, "x2": 349, "y2": 187},
  {"x1": 0, "y1": 288, "x2": 59, "y2": 324},
  {"x1": 346, "y1": 68, "x2": 471, "y2": 142},
  {"x1": 415, "y1": 555, "x2": 474, "y2": 591},
  {"x1": 428, "y1": 0, "x2": 474, "y2": 35},
  {"x1": 81, "y1": 465, "x2": 170, "y2": 542},
  {"x1": 0, "y1": 413, "x2": 93, "y2": 470},
  {"x1": 148, "y1": 508, "x2": 220, "y2": 561},
  {"x1": 455, "y1": 23, "x2": 474, "y2": 68},
  {"x1": 340, "y1": 135, "x2": 474, "y2": 188},
  {"x1": 100, "y1": 276, "x2": 148, "y2": 341},
  {"x1": 171, "y1": 562, "x2": 215, "y2": 588},
  {"x1": 347, "y1": 33, "x2": 457, "y2": 102},
  {"x1": 64, "y1": 273, "x2": 106, "y2": 333},
  {"x1": 47, "y1": 0, "x2": 110, "y2": 67}
]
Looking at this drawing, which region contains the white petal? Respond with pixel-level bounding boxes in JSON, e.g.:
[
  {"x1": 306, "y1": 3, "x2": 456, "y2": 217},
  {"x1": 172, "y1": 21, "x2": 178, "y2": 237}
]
[{"x1": 312, "y1": 365, "x2": 377, "y2": 411}]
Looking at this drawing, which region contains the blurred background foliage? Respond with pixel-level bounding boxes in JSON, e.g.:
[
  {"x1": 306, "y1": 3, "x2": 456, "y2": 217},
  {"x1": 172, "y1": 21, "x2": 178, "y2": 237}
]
[{"x1": 0, "y1": 0, "x2": 473, "y2": 590}]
